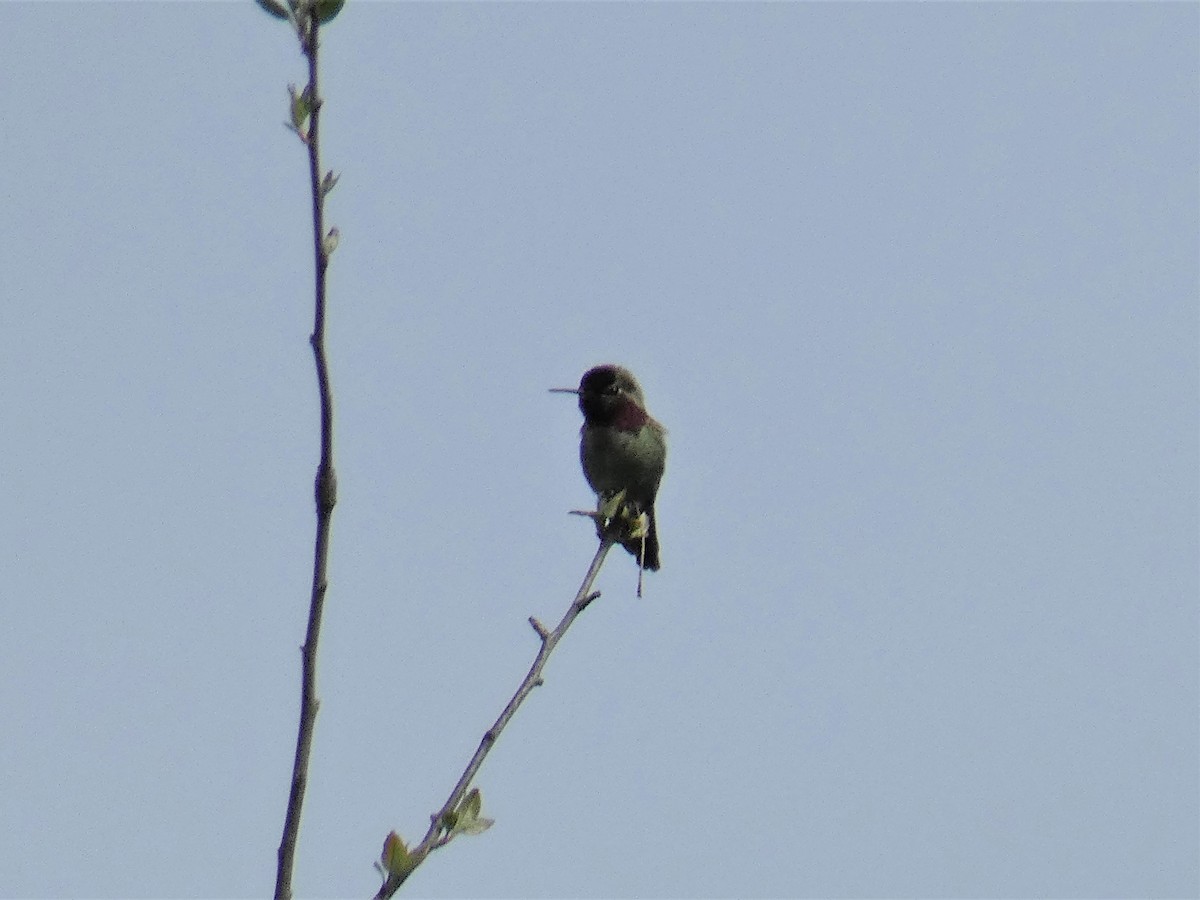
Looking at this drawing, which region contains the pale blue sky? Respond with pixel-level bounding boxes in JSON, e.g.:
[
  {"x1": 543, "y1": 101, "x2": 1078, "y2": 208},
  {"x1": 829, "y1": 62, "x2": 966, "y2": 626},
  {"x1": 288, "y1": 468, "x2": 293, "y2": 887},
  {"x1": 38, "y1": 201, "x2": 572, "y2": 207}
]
[{"x1": 3, "y1": 3, "x2": 1197, "y2": 898}]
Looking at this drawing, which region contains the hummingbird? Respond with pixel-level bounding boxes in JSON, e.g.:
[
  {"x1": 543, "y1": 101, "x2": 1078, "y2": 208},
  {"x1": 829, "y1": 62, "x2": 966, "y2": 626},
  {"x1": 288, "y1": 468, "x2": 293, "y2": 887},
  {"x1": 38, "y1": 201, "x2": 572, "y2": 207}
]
[{"x1": 552, "y1": 365, "x2": 666, "y2": 571}]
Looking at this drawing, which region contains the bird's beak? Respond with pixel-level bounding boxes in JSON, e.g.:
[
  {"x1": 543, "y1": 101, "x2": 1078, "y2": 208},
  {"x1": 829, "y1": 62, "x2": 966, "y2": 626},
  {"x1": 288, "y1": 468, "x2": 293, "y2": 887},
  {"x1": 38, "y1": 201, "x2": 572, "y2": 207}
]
[{"x1": 549, "y1": 387, "x2": 580, "y2": 395}]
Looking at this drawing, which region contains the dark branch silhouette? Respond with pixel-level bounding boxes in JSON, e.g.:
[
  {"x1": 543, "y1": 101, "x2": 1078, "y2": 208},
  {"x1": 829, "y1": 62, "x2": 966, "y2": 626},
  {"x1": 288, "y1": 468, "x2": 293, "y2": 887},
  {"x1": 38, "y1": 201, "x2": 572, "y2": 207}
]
[{"x1": 275, "y1": 7, "x2": 339, "y2": 899}]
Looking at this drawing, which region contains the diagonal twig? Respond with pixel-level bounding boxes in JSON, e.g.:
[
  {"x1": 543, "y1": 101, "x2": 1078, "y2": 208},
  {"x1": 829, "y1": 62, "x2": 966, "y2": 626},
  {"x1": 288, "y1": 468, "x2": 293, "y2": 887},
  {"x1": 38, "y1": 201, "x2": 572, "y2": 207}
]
[{"x1": 374, "y1": 536, "x2": 616, "y2": 898}]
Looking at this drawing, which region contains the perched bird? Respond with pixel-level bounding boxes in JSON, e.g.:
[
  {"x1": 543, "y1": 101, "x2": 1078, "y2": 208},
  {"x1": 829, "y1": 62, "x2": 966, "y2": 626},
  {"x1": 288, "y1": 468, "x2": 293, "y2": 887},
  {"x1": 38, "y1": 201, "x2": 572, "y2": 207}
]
[{"x1": 552, "y1": 365, "x2": 666, "y2": 571}]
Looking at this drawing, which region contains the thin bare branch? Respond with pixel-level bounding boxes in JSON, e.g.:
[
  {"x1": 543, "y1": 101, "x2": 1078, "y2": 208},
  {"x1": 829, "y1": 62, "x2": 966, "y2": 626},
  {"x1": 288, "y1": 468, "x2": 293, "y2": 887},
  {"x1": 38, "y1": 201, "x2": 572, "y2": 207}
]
[
  {"x1": 374, "y1": 536, "x2": 616, "y2": 898},
  {"x1": 275, "y1": 8, "x2": 337, "y2": 900}
]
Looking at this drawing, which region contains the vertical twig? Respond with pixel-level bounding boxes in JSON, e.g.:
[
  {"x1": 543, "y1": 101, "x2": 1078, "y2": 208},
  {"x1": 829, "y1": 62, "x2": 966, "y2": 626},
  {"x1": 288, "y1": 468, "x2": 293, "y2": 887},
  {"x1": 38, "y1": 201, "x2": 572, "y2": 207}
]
[
  {"x1": 373, "y1": 537, "x2": 616, "y2": 899},
  {"x1": 276, "y1": 9, "x2": 336, "y2": 900}
]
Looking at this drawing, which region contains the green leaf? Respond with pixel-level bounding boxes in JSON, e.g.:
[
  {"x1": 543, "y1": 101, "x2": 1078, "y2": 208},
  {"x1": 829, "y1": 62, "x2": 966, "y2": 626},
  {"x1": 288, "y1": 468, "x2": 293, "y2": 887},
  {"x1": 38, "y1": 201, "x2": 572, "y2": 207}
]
[
  {"x1": 450, "y1": 788, "x2": 494, "y2": 837},
  {"x1": 458, "y1": 814, "x2": 495, "y2": 836},
  {"x1": 598, "y1": 489, "x2": 627, "y2": 521},
  {"x1": 625, "y1": 509, "x2": 650, "y2": 539},
  {"x1": 255, "y1": 0, "x2": 344, "y2": 24},
  {"x1": 254, "y1": 0, "x2": 291, "y2": 20},
  {"x1": 322, "y1": 226, "x2": 340, "y2": 257},
  {"x1": 461, "y1": 788, "x2": 482, "y2": 820},
  {"x1": 288, "y1": 84, "x2": 312, "y2": 131},
  {"x1": 381, "y1": 831, "x2": 414, "y2": 879},
  {"x1": 313, "y1": 0, "x2": 345, "y2": 23}
]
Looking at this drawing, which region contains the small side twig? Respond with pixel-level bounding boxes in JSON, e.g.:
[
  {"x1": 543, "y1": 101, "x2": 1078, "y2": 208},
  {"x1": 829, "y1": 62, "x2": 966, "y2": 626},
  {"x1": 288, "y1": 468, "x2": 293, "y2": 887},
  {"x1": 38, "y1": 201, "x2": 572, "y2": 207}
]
[{"x1": 374, "y1": 536, "x2": 616, "y2": 898}]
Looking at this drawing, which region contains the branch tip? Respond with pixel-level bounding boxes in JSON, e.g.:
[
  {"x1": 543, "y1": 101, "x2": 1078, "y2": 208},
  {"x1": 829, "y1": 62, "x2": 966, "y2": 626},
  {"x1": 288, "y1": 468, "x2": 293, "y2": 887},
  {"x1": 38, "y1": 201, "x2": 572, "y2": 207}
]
[{"x1": 576, "y1": 590, "x2": 601, "y2": 613}]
